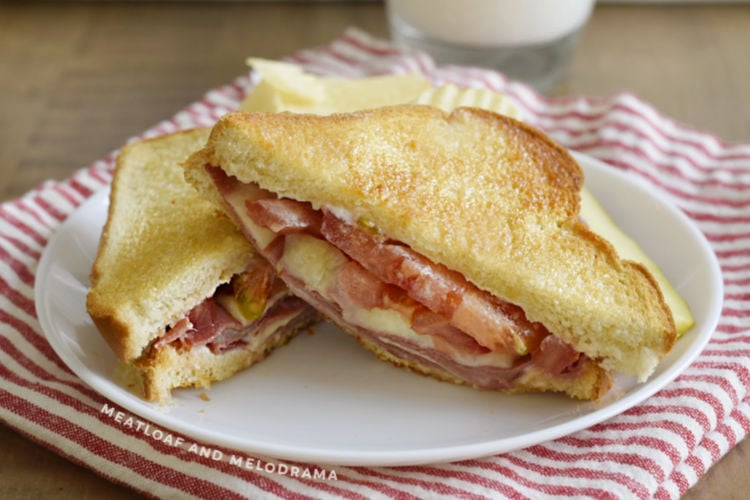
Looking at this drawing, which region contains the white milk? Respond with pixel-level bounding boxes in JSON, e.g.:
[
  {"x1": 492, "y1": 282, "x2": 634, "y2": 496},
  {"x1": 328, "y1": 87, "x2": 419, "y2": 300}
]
[{"x1": 387, "y1": 0, "x2": 595, "y2": 47}]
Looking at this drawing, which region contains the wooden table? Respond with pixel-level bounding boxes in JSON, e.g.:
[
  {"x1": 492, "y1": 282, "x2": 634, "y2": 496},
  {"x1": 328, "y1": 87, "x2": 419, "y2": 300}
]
[{"x1": 1, "y1": 2, "x2": 748, "y2": 498}]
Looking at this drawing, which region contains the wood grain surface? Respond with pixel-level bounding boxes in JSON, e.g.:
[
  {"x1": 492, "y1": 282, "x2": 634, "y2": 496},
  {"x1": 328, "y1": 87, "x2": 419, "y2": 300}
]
[{"x1": 1, "y1": 2, "x2": 748, "y2": 498}]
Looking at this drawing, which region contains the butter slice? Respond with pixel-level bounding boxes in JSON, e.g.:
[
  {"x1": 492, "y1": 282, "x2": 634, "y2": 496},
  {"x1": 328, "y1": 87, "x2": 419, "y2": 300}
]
[{"x1": 238, "y1": 58, "x2": 694, "y2": 335}]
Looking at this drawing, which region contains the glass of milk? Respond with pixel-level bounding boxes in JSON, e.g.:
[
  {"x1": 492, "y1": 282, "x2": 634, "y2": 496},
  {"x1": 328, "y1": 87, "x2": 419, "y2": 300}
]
[{"x1": 386, "y1": 0, "x2": 595, "y2": 92}]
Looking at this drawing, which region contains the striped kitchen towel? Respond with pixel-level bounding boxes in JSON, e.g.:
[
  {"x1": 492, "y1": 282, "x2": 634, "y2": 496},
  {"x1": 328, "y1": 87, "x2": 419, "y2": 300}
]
[{"x1": 2, "y1": 28, "x2": 749, "y2": 499}]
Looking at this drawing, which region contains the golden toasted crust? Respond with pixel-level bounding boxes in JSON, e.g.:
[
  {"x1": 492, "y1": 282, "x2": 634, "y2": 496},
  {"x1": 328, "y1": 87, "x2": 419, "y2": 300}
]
[
  {"x1": 86, "y1": 129, "x2": 255, "y2": 373},
  {"x1": 136, "y1": 324, "x2": 302, "y2": 402},
  {"x1": 187, "y1": 106, "x2": 676, "y2": 381}
]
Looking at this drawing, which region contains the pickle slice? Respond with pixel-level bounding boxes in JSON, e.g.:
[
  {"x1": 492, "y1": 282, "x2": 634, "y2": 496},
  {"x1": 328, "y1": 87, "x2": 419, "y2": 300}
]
[{"x1": 232, "y1": 258, "x2": 275, "y2": 323}]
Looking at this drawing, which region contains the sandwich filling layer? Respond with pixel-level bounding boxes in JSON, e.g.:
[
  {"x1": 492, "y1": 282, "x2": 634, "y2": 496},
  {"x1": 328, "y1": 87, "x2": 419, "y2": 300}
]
[
  {"x1": 151, "y1": 256, "x2": 310, "y2": 356},
  {"x1": 207, "y1": 166, "x2": 596, "y2": 391}
]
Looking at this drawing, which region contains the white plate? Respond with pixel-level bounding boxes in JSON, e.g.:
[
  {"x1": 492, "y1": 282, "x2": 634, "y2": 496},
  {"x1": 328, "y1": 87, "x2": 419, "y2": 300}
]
[{"x1": 35, "y1": 153, "x2": 723, "y2": 466}]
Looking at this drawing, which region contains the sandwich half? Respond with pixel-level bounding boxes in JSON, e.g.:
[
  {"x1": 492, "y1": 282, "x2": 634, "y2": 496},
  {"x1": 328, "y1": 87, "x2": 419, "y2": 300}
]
[
  {"x1": 86, "y1": 128, "x2": 317, "y2": 402},
  {"x1": 185, "y1": 106, "x2": 677, "y2": 401}
]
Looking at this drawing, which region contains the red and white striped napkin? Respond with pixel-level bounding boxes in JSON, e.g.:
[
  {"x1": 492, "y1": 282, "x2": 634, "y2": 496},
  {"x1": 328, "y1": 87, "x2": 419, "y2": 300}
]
[{"x1": 2, "y1": 28, "x2": 749, "y2": 499}]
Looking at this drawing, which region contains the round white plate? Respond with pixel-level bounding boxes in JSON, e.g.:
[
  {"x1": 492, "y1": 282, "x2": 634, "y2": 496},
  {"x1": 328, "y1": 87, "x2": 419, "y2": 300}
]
[{"x1": 35, "y1": 153, "x2": 723, "y2": 466}]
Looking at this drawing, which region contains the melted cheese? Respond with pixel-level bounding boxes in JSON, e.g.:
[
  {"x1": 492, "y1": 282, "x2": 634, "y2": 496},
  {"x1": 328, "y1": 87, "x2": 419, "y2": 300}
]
[
  {"x1": 223, "y1": 183, "x2": 276, "y2": 249},
  {"x1": 246, "y1": 312, "x2": 296, "y2": 351},
  {"x1": 279, "y1": 233, "x2": 349, "y2": 294}
]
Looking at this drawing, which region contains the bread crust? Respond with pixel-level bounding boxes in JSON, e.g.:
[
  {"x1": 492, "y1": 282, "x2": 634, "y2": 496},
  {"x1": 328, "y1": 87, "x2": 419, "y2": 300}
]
[
  {"x1": 86, "y1": 129, "x2": 270, "y2": 400},
  {"x1": 136, "y1": 318, "x2": 308, "y2": 402},
  {"x1": 189, "y1": 106, "x2": 676, "y2": 381}
]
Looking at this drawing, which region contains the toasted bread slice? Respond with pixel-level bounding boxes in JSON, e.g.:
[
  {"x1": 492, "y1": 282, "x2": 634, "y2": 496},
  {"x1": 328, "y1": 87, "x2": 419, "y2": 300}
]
[
  {"x1": 86, "y1": 128, "x2": 315, "y2": 401},
  {"x1": 186, "y1": 106, "x2": 676, "y2": 393}
]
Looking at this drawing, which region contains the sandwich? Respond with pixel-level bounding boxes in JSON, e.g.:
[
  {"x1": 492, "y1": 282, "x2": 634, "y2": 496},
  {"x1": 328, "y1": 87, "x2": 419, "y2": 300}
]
[
  {"x1": 238, "y1": 60, "x2": 694, "y2": 335},
  {"x1": 184, "y1": 106, "x2": 677, "y2": 401},
  {"x1": 86, "y1": 128, "x2": 317, "y2": 402}
]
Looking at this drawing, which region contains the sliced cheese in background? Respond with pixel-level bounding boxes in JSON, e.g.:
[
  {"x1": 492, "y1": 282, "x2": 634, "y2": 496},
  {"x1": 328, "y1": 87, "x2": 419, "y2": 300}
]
[{"x1": 239, "y1": 60, "x2": 694, "y2": 335}]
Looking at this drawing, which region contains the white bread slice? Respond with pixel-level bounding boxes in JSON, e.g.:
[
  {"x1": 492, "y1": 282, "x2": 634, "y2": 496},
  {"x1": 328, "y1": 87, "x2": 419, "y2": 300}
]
[
  {"x1": 185, "y1": 106, "x2": 677, "y2": 388},
  {"x1": 86, "y1": 129, "x2": 312, "y2": 402}
]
